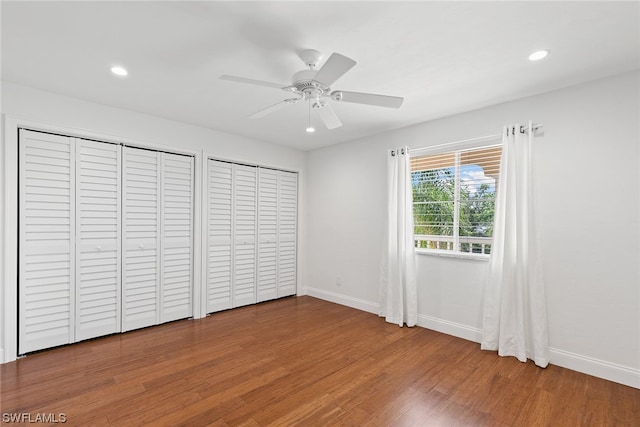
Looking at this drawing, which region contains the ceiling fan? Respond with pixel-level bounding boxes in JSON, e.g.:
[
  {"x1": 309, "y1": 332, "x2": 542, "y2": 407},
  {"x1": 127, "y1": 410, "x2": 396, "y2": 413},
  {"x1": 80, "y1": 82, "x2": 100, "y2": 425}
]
[{"x1": 220, "y1": 49, "x2": 404, "y2": 131}]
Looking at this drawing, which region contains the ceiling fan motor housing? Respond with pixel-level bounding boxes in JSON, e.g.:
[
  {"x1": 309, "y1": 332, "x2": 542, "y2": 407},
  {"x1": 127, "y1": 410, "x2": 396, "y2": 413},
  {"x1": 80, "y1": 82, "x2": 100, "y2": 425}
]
[
  {"x1": 291, "y1": 69, "x2": 330, "y2": 99},
  {"x1": 292, "y1": 69, "x2": 318, "y2": 88}
]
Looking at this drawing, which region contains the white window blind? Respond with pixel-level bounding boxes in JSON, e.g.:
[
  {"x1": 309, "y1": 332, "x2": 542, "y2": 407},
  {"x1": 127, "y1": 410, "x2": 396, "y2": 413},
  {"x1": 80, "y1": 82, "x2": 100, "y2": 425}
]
[{"x1": 411, "y1": 145, "x2": 501, "y2": 255}]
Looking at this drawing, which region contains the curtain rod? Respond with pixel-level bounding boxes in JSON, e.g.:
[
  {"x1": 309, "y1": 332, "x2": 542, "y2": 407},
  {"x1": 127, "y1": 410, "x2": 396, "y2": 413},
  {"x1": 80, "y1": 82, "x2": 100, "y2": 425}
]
[{"x1": 410, "y1": 123, "x2": 543, "y2": 155}]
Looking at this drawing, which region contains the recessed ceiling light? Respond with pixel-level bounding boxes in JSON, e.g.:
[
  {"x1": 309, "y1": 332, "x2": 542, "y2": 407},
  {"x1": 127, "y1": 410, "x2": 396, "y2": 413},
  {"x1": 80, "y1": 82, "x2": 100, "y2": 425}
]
[
  {"x1": 110, "y1": 66, "x2": 128, "y2": 76},
  {"x1": 528, "y1": 50, "x2": 549, "y2": 61},
  {"x1": 305, "y1": 126, "x2": 315, "y2": 133}
]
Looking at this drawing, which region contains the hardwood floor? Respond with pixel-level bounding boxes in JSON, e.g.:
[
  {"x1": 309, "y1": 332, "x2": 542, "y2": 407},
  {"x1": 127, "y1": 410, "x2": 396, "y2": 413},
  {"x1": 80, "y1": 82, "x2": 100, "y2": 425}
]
[{"x1": 1, "y1": 296, "x2": 638, "y2": 426}]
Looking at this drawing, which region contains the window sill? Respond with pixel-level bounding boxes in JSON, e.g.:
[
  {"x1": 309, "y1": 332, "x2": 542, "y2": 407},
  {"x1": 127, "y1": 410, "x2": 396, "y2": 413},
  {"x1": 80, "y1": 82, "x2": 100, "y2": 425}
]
[{"x1": 415, "y1": 249, "x2": 490, "y2": 262}]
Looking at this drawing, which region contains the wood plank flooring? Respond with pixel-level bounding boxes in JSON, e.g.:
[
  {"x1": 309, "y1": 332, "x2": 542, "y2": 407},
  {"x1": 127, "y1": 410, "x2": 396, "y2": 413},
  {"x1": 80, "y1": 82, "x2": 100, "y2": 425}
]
[{"x1": 1, "y1": 296, "x2": 638, "y2": 426}]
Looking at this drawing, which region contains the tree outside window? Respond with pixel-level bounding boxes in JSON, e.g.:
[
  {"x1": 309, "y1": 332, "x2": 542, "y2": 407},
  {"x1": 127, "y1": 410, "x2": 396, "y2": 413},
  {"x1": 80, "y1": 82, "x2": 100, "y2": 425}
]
[{"x1": 411, "y1": 145, "x2": 501, "y2": 255}]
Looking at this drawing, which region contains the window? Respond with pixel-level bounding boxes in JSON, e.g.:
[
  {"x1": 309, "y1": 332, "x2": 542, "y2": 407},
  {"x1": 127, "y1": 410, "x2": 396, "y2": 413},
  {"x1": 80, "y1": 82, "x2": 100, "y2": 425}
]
[{"x1": 411, "y1": 145, "x2": 501, "y2": 256}]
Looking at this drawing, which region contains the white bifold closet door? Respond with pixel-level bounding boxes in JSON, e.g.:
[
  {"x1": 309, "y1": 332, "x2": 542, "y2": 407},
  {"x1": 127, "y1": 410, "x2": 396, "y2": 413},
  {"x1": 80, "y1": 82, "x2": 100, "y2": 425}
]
[
  {"x1": 207, "y1": 161, "x2": 258, "y2": 312},
  {"x1": 160, "y1": 154, "x2": 194, "y2": 323},
  {"x1": 233, "y1": 165, "x2": 258, "y2": 308},
  {"x1": 19, "y1": 131, "x2": 194, "y2": 353},
  {"x1": 122, "y1": 147, "x2": 193, "y2": 331},
  {"x1": 75, "y1": 139, "x2": 122, "y2": 341},
  {"x1": 207, "y1": 160, "x2": 234, "y2": 312},
  {"x1": 257, "y1": 169, "x2": 298, "y2": 301},
  {"x1": 257, "y1": 168, "x2": 278, "y2": 302},
  {"x1": 277, "y1": 171, "x2": 298, "y2": 297},
  {"x1": 19, "y1": 130, "x2": 76, "y2": 354},
  {"x1": 122, "y1": 148, "x2": 160, "y2": 331},
  {"x1": 19, "y1": 132, "x2": 124, "y2": 352},
  {"x1": 207, "y1": 160, "x2": 296, "y2": 314}
]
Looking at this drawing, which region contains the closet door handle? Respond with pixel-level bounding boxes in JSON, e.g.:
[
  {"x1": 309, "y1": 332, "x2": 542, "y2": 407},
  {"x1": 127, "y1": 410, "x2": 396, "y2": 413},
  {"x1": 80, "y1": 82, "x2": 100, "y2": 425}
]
[
  {"x1": 96, "y1": 245, "x2": 102, "y2": 251},
  {"x1": 139, "y1": 244, "x2": 145, "y2": 250}
]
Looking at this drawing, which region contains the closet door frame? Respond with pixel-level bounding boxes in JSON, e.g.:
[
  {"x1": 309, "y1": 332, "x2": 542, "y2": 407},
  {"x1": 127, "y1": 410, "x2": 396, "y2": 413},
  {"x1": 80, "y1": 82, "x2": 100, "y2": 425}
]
[{"x1": 3, "y1": 116, "x2": 202, "y2": 363}]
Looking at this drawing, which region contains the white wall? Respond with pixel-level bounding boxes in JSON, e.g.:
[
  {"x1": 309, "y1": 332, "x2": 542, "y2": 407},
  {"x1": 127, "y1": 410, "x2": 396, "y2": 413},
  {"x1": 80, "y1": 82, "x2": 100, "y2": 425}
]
[
  {"x1": 1, "y1": 82, "x2": 306, "y2": 167},
  {"x1": 306, "y1": 71, "x2": 640, "y2": 388},
  {"x1": 0, "y1": 82, "x2": 307, "y2": 363}
]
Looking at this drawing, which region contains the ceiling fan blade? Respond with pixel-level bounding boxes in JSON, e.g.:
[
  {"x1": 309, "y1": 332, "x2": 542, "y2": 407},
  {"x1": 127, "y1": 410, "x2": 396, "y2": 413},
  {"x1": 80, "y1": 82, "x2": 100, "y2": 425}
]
[
  {"x1": 248, "y1": 99, "x2": 298, "y2": 119},
  {"x1": 312, "y1": 53, "x2": 356, "y2": 87},
  {"x1": 220, "y1": 75, "x2": 287, "y2": 90},
  {"x1": 315, "y1": 103, "x2": 343, "y2": 130},
  {"x1": 333, "y1": 90, "x2": 404, "y2": 108}
]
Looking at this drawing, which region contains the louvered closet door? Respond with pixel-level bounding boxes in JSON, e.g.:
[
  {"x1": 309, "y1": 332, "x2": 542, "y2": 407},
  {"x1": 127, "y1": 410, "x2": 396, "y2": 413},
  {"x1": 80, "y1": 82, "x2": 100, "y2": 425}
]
[
  {"x1": 233, "y1": 164, "x2": 258, "y2": 307},
  {"x1": 75, "y1": 139, "x2": 121, "y2": 341},
  {"x1": 257, "y1": 169, "x2": 278, "y2": 302},
  {"x1": 122, "y1": 147, "x2": 160, "y2": 331},
  {"x1": 19, "y1": 130, "x2": 75, "y2": 354},
  {"x1": 161, "y1": 153, "x2": 193, "y2": 323},
  {"x1": 207, "y1": 160, "x2": 233, "y2": 313},
  {"x1": 278, "y1": 171, "x2": 298, "y2": 297}
]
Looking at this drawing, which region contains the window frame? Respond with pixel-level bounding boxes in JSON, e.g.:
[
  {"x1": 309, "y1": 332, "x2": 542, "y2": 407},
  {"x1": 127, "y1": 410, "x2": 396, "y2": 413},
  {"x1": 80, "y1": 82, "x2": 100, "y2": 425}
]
[{"x1": 410, "y1": 139, "x2": 502, "y2": 261}]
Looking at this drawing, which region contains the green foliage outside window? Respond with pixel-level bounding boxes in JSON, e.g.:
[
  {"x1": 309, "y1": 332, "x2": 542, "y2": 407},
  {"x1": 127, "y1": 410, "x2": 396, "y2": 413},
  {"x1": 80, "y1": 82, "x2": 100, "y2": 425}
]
[{"x1": 412, "y1": 167, "x2": 496, "y2": 253}]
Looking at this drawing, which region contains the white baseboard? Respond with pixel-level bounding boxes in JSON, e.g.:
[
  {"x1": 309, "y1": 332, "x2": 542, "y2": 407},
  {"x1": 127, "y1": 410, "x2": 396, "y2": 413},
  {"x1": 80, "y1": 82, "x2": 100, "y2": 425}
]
[
  {"x1": 414, "y1": 317, "x2": 639, "y2": 389},
  {"x1": 416, "y1": 314, "x2": 483, "y2": 343},
  {"x1": 305, "y1": 288, "x2": 640, "y2": 390},
  {"x1": 549, "y1": 347, "x2": 640, "y2": 389},
  {"x1": 305, "y1": 287, "x2": 379, "y2": 314},
  {"x1": 304, "y1": 287, "x2": 483, "y2": 345}
]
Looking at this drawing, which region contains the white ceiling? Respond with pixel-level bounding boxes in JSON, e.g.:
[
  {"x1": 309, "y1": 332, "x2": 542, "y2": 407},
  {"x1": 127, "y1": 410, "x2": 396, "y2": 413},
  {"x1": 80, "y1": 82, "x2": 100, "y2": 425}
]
[{"x1": 2, "y1": 1, "x2": 639, "y2": 151}]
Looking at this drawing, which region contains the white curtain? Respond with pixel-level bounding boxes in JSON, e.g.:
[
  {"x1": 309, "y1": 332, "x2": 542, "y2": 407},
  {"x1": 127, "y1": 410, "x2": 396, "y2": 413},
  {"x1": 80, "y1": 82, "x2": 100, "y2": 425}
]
[
  {"x1": 481, "y1": 122, "x2": 549, "y2": 367},
  {"x1": 379, "y1": 146, "x2": 418, "y2": 327}
]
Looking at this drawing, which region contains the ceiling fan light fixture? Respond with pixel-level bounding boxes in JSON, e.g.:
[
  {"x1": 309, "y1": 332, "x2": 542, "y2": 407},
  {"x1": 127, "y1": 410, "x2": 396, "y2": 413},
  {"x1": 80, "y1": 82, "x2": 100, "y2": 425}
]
[
  {"x1": 306, "y1": 98, "x2": 315, "y2": 133},
  {"x1": 528, "y1": 49, "x2": 549, "y2": 61},
  {"x1": 110, "y1": 65, "x2": 128, "y2": 76}
]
